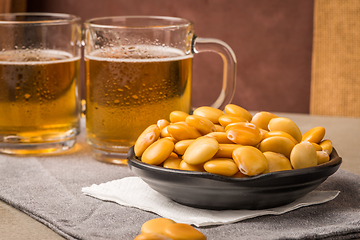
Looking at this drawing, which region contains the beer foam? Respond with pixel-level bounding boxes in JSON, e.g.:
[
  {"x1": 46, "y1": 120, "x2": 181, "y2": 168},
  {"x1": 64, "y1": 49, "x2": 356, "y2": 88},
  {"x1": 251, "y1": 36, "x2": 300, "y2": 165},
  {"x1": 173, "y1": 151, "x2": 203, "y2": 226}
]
[
  {"x1": 0, "y1": 49, "x2": 80, "y2": 65},
  {"x1": 85, "y1": 45, "x2": 193, "y2": 62}
]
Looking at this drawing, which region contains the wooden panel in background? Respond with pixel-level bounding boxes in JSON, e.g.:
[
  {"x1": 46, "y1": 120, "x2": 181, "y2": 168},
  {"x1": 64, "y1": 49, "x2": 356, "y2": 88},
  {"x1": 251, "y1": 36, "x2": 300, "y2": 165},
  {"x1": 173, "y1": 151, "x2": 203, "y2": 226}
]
[{"x1": 311, "y1": 0, "x2": 360, "y2": 117}]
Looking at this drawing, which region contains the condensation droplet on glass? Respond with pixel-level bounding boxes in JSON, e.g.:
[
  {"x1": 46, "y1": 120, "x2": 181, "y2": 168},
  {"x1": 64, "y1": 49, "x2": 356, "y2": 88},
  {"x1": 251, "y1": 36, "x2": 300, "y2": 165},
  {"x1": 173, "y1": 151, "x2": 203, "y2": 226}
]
[
  {"x1": 24, "y1": 94, "x2": 31, "y2": 99},
  {"x1": 132, "y1": 95, "x2": 138, "y2": 99},
  {"x1": 114, "y1": 99, "x2": 120, "y2": 104}
]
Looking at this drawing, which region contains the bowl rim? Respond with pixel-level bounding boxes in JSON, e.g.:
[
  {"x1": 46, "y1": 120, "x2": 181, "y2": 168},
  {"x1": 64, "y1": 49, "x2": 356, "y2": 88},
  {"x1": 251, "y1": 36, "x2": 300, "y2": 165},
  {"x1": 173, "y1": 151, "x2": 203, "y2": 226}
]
[{"x1": 127, "y1": 146, "x2": 342, "y2": 182}]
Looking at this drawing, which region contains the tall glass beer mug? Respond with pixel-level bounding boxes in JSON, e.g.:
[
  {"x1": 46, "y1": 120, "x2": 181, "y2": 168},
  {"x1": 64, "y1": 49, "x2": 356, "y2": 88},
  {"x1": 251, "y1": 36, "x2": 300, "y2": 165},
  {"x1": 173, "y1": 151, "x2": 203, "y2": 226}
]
[
  {"x1": 0, "y1": 13, "x2": 82, "y2": 155},
  {"x1": 84, "y1": 16, "x2": 236, "y2": 164}
]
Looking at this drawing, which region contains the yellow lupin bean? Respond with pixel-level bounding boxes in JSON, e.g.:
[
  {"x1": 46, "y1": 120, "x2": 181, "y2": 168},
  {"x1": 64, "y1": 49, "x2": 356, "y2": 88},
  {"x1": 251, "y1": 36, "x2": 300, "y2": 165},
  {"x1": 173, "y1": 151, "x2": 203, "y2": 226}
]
[
  {"x1": 169, "y1": 111, "x2": 189, "y2": 123},
  {"x1": 224, "y1": 121, "x2": 256, "y2": 132},
  {"x1": 263, "y1": 130, "x2": 298, "y2": 145},
  {"x1": 163, "y1": 136, "x2": 177, "y2": 143},
  {"x1": 169, "y1": 152, "x2": 179, "y2": 158},
  {"x1": 141, "y1": 218, "x2": 176, "y2": 235},
  {"x1": 213, "y1": 144, "x2": 242, "y2": 158},
  {"x1": 258, "y1": 136, "x2": 296, "y2": 159},
  {"x1": 185, "y1": 115, "x2": 216, "y2": 135},
  {"x1": 160, "y1": 126, "x2": 171, "y2": 138},
  {"x1": 193, "y1": 106, "x2": 224, "y2": 124},
  {"x1": 157, "y1": 119, "x2": 170, "y2": 131},
  {"x1": 226, "y1": 122, "x2": 262, "y2": 146},
  {"x1": 250, "y1": 111, "x2": 278, "y2": 131},
  {"x1": 171, "y1": 122, "x2": 189, "y2": 126},
  {"x1": 179, "y1": 160, "x2": 205, "y2": 172},
  {"x1": 218, "y1": 114, "x2": 248, "y2": 128},
  {"x1": 259, "y1": 128, "x2": 269, "y2": 141},
  {"x1": 290, "y1": 141, "x2": 318, "y2": 169},
  {"x1": 205, "y1": 132, "x2": 234, "y2": 144},
  {"x1": 163, "y1": 157, "x2": 182, "y2": 170},
  {"x1": 134, "y1": 233, "x2": 172, "y2": 240},
  {"x1": 164, "y1": 223, "x2": 207, "y2": 240},
  {"x1": 224, "y1": 104, "x2": 253, "y2": 122},
  {"x1": 134, "y1": 124, "x2": 161, "y2": 157},
  {"x1": 311, "y1": 142, "x2": 323, "y2": 151},
  {"x1": 268, "y1": 117, "x2": 302, "y2": 143},
  {"x1": 317, "y1": 150, "x2": 330, "y2": 164},
  {"x1": 302, "y1": 126, "x2": 326, "y2": 143},
  {"x1": 214, "y1": 124, "x2": 225, "y2": 132},
  {"x1": 183, "y1": 137, "x2": 219, "y2": 165},
  {"x1": 174, "y1": 139, "x2": 195, "y2": 155},
  {"x1": 167, "y1": 123, "x2": 201, "y2": 141},
  {"x1": 172, "y1": 121, "x2": 188, "y2": 126},
  {"x1": 161, "y1": 153, "x2": 180, "y2": 168},
  {"x1": 232, "y1": 146, "x2": 268, "y2": 176},
  {"x1": 263, "y1": 151, "x2": 292, "y2": 173},
  {"x1": 204, "y1": 158, "x2": 239, "y2": 176},
  {"x1": 142, "y1": 138, "x2": 175, "y2": 165},
  {"x1": 319, "y1": 139, "x2": 333, "y2": 156}
]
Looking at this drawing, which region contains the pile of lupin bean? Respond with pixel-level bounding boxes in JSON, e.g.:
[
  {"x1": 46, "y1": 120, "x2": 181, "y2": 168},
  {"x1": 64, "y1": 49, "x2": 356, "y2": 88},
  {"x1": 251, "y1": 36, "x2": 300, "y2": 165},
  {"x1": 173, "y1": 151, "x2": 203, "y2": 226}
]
[
  {"x1": 134, "y1": 218, "x2": 206, "y2": 240},
  {"x1": 134, "y1": 104, "x2": 333, "y2": 177}
]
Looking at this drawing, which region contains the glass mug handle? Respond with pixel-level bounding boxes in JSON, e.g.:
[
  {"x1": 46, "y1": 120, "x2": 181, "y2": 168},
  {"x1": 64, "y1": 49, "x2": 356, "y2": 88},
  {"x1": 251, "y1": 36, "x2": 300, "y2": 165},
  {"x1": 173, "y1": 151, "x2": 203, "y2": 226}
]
[{"x1": 192, "y1": 36, "x2": 237, "y2": 110}]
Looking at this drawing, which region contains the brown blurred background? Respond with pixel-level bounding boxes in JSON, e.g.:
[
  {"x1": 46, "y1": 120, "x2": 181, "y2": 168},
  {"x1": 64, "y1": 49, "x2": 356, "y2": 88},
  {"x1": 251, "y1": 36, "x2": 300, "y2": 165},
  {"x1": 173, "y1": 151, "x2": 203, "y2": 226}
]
[{"x1": 3, "y1": 0, "x2": 315, "y2": 113}]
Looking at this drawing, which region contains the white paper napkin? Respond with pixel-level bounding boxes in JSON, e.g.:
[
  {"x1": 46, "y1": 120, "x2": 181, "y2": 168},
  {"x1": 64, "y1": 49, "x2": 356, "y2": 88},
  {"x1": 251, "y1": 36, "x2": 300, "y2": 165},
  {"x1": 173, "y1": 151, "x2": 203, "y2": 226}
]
[{"x1": 82, "y1": 177, "x2": 339, "y2": 227}]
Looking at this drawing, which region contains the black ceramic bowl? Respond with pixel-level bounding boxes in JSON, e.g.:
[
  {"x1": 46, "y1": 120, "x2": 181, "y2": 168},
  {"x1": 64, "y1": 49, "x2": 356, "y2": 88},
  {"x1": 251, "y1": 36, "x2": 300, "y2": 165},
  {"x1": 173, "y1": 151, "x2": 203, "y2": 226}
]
[{"x1": 127, "y1": 147, "x2": 342, "y2": 210}]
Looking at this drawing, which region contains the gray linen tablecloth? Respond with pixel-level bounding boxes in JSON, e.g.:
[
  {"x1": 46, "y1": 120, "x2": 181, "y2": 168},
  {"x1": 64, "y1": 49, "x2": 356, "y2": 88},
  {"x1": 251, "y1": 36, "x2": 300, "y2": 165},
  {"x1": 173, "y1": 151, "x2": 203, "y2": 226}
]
[{"x1": 0, "y1": 121, "x2": 360, "y2": 240}]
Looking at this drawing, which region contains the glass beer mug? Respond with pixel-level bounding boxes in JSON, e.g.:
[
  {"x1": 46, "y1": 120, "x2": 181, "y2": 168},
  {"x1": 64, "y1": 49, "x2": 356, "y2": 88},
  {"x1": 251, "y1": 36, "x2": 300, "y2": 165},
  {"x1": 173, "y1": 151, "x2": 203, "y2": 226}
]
[
  {"x1": 84, "y1": 16, "x2": 236, "y2": 164},
  {"x1": 0, "y1": 13, "x2": 82, "y2": 155}
]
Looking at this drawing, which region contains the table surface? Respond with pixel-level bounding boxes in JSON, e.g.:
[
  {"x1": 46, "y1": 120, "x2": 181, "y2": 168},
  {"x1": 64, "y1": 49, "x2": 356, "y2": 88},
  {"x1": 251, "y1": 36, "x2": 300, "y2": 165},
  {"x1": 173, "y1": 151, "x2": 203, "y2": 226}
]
[{"x1": 1, "y1": 112, "x2": 359, "y2": 240}]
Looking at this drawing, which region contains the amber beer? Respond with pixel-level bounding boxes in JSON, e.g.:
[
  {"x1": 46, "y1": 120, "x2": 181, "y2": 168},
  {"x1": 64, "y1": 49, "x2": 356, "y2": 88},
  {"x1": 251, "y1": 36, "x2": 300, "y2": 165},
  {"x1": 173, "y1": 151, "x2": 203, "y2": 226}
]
[
  {"x1": 0, "y1": 49, "x2": 81, "y2": 152},
  {"x1": 85, "y1": 46, "x2": 192, "y2": 160}
]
